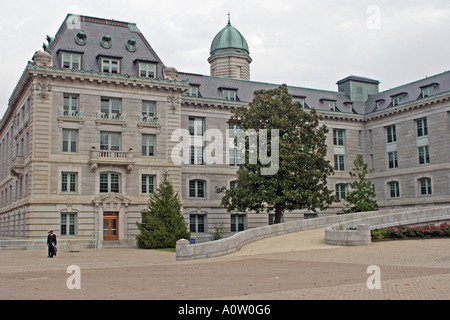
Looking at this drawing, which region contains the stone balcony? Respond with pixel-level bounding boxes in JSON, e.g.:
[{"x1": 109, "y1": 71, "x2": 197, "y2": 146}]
[
  {"x1": 58, "y1": 109, "x2": 84, "y2": 120},
  {"x1": 10, "y1": 155, "x2": 25, "y2": 176},
  {"x1": 137, "y1": 115, "x2": 161, "y2": 128},
  {"x1": 89, "y1": 149, "x2": 135, "y2": 173},
  {"x1": 97, "y1": 112, "x2": 126, "y2": 122}
]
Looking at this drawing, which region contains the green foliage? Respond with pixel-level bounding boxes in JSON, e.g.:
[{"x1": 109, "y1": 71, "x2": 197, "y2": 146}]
[
  {"x1": 136, "y1": 171, "x2": 190, "y2": 249},
  {"x1": 343, "y1": 155, "x2": 379, "y2": 214},
  {"x1": 217, "y1": 84, "x2": 337, "y2": 224}
]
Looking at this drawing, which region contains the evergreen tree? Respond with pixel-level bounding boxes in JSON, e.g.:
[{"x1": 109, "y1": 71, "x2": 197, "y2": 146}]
[
  {"x1": 136, "y1": 171, "x2": 190, "y2": 248},
  {"x1": 343, "y1": 155, "x2": 379, "y2": 213},
  {"x1": 217, "y1": 84, "x2": 336, "y2": 224}
]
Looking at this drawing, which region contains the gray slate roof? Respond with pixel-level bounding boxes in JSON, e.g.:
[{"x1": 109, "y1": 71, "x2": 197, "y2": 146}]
[
  {"x1": 44, "y1": 14, "x2": 450, "y2": 117},
  {"x1": 47, "y1": 14, "x2": 165, "y2": 78}
]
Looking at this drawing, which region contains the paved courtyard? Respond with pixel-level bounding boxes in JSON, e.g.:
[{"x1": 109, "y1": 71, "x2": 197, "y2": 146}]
[{"x1": 0, "y1": 228, "x2": 449, "y2": 300}]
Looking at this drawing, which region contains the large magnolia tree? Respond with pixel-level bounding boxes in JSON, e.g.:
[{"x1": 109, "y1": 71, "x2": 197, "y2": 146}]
[{"x1": 217, "y1": 84, "x2": 337, "y2": 224}]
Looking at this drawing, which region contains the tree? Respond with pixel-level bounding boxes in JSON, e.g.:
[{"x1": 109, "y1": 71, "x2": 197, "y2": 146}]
[
  {"x1": 217, "y1": 84, "x2": 336, "y2": 224},
  {"x1": 343, "y1": 154, "x2": 379, "y2": 213},
  {"x1": 136, "y1": 171, "x2": 190, "y2": 248}
]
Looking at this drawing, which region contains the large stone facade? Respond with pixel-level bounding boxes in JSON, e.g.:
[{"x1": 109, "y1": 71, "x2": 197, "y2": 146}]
[{"x1": 1, "y1": 14, "x2": 450, "y2": 247}]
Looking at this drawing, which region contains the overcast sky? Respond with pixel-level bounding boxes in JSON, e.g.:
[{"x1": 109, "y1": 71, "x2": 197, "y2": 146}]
[{"x1": 1, "y1": 0, "x2": 449, "y2": 117}]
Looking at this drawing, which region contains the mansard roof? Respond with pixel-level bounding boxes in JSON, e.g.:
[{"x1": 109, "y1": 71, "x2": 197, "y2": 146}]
[
  {"x1": 47, "y1": 14, "x2": 166, "y2": 78},
  {"x1": 179, "y1": 70, "x2": 450, "y2": 116}
]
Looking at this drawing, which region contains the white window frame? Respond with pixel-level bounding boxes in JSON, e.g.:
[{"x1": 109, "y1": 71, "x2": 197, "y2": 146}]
[
  {"x1": 142, "y1": 134, "x2": 156, "y2": 156},
  {"x1": 61, "y1": 172, "x2": 78, "y2": 193},
  {"x1": 62, "y1": 129, "x2": 78, "y2": 153},
  {"x1": 101, "y1": 58, "x2": 120, "y2": 74},
  {"x1": 62, "y1": 53, "x2": 81, "y2": 70},
  {"x1": 141, "y1": 174, "x2": 156, "y2": 194},
  {"x1": 139, "y1": 63, "x2": 156, "y2": 78}
]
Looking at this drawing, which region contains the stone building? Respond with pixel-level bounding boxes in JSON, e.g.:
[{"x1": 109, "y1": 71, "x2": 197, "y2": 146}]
[{"x1": 1, "y1": 14, "x2": 450, "y2": 247}]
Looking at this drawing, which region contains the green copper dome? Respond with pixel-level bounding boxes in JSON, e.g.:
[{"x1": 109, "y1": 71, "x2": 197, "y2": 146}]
[{"x1": 210, "y1": 16, "x2": 250, "y2": 55}]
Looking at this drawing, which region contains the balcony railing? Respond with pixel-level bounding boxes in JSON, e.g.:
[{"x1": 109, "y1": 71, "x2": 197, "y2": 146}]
[
  {"x1": 138, "y1": 115, "x2": 160, "y2": 125},
  {"x1": 89, "y1": 149, "x2": 134, "y2": 173},
  {"x1": 97, "y1": 112, "x2": 126, "y2": 122},
  {"x1": 58, "y1": 109, "x2": 83, "y2": 120}
]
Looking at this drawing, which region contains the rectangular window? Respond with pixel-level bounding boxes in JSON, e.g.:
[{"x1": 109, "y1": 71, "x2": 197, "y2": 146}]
[
  {"x1": 418, "y1": 145, "x2": 430, "y2": 164},
  {"x1": 388, "y1": 181, "x2": 400, "y2": 198},
  {"x1": 416, "y1": 118, "x2": 428, "y2": 137},
  {"x1": 334, "y1": 155, "x2": 346, "y2": 171},
  {"x1": 189, "y1": 180, "x2": 206, "y2": 198},
  {"x1": 190, "y1": 214, "x2": 205, "y2": 233},
  {"x1": 386, "y1": 125, "x2": 397, "y2": 144},
  {"x1": 63, "y1": 94, "x2": 79, "y2": 112},
  {"x1": 101, "y1": 97, "x2": 122, "y2": 117},
  {"x1": 335, "y1": 184, "x2": 347, "y2": 200},
  {"x1": 62, "y1": 129, "x2": 78, "y2": 153},
  {"x1": 101, "y1": 58, "x2": 120, "y2": 74},
  {"x1": 388, "y1": 151, "x2": 398, "y2": 169},
  {"x1": 186, "y1": 86, "x2": 199, "y2": 97},
  {"x1": 231, "y1": 214, "x2": 246, "y2": 232},
  {"x1": 61, "y1": 172, "x2": 77, "y2": 193},
  {"x1": 421, "y1": 86, "x2": 432, "y2": 98},
  {"x1": 62, "y1": 53, "x2": 81, "y2": 70},
  {"x1": 222, "y1": 90, "x2": 237, "y2": 101},
  {"x1": 61, "y1": 213, "x2": 76, "y2": 236},
  {"x1": 292, "y1": 97, "x2": 305, "y2": 108},
  {"x1": 189, "y1": 116, "x2": 205, "y2": 165},
  {"x1": 325, "y1": 101, "x2": 336, "y2": 111},
  {"x1": 142, "y1": 101, "x2": 156, "y2": 117},
  {"x1": 333, "y1": 129, "x2": 345, "y2": 146},
  {"x1": 100, "y1": 172, "x2": 120, "y2": 193},
  {"x1": 100, "y1": 131, "x2": 121, "y2": 151},
  {"x1": 139, "y1": 63, "x2": 156, "y2": 78},
  {"x1": 229, "y1": 123, "x2": 242, "y2": 166},
  {"x1": 141, "y1": 175, "x2": 155, "y2": 194},
  {"x1": 419, "y1": 178, "x2": 432, "y2": 195},
  {"x1": 392, "y1": 95, "x2": 403, "y2": 106},
  {"x1": 142, "y1": 134, "x2": 156, "y2": 156}
]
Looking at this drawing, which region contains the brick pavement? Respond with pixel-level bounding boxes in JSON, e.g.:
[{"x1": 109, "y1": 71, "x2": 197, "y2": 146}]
[{"x1": 0, "y1": 229, "x2": 449, "y2": 300}]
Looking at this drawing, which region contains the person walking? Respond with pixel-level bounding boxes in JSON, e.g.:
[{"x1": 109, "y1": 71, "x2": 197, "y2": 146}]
[{"x1": 47, "y1": 230, "x2": 57, "y2": 258}]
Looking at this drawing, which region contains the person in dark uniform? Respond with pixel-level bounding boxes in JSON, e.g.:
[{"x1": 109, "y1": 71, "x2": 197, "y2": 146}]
[{"x1": 47, "y1": 230, "x2": 57, "y2": 258}]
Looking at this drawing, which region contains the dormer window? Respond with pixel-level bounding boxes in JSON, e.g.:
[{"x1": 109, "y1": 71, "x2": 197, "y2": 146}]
[
  {"x1": 321, "y1": 99, "x2": 337, "y2": 111},
  {"x1": 391, "y1": 93, "x2": 407, "y2": 107},
  {"x1": 61, "y1": 52, "x2": 82, "y2": 70},
  {"x1": 139, "y1": 63, "x2": 156, "y2": 78},
  {"x1": 101, "y1": 58, "x2": 120, "y2": 74},
  {"x1": 292, "y1": 96, "x2": 305, "y2": 108},
  {"x1": 221, "y1": 89, "x2": 238, "y2": 101},
  {"x1": 420, "y1": 83, "x2": 438, "y2": 99},
  {"x1": 375, "y1": 99, "x2": 385, "y2": 109},
  {"x1": 186, "y1": 86, "x2": 200, "y2": 97}
]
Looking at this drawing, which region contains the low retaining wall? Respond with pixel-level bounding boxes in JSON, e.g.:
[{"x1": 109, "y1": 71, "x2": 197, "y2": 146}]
[
  {"x1": 324, "y1": 206, "x2": 450, "y2": 246},
  {"x1": 176, "y1": 206, "x2": 450, "y2": 260},
  {"x1": 176, "y1": 207, "x2": 444, "y2": 261}
]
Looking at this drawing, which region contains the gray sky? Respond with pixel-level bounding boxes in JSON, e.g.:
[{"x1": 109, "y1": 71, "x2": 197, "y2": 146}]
[{"x1": 1, "y1": 0, "x2": 449, "y2": 118}]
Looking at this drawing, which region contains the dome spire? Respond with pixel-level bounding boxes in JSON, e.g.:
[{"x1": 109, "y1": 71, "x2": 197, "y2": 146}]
[{"x1": 227, "y1": 12, "x2": 231, "y2": 26}]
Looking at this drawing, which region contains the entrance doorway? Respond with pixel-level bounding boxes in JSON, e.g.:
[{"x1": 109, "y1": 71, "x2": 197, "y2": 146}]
[{"x1": 103, "y1": 212, "x2": 118, "y2": 241}]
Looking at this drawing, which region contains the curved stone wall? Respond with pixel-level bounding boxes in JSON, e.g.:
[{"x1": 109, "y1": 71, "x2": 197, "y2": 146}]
[{"x1": 176, "y1": 206, "x2": 450, "y2": 261}]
